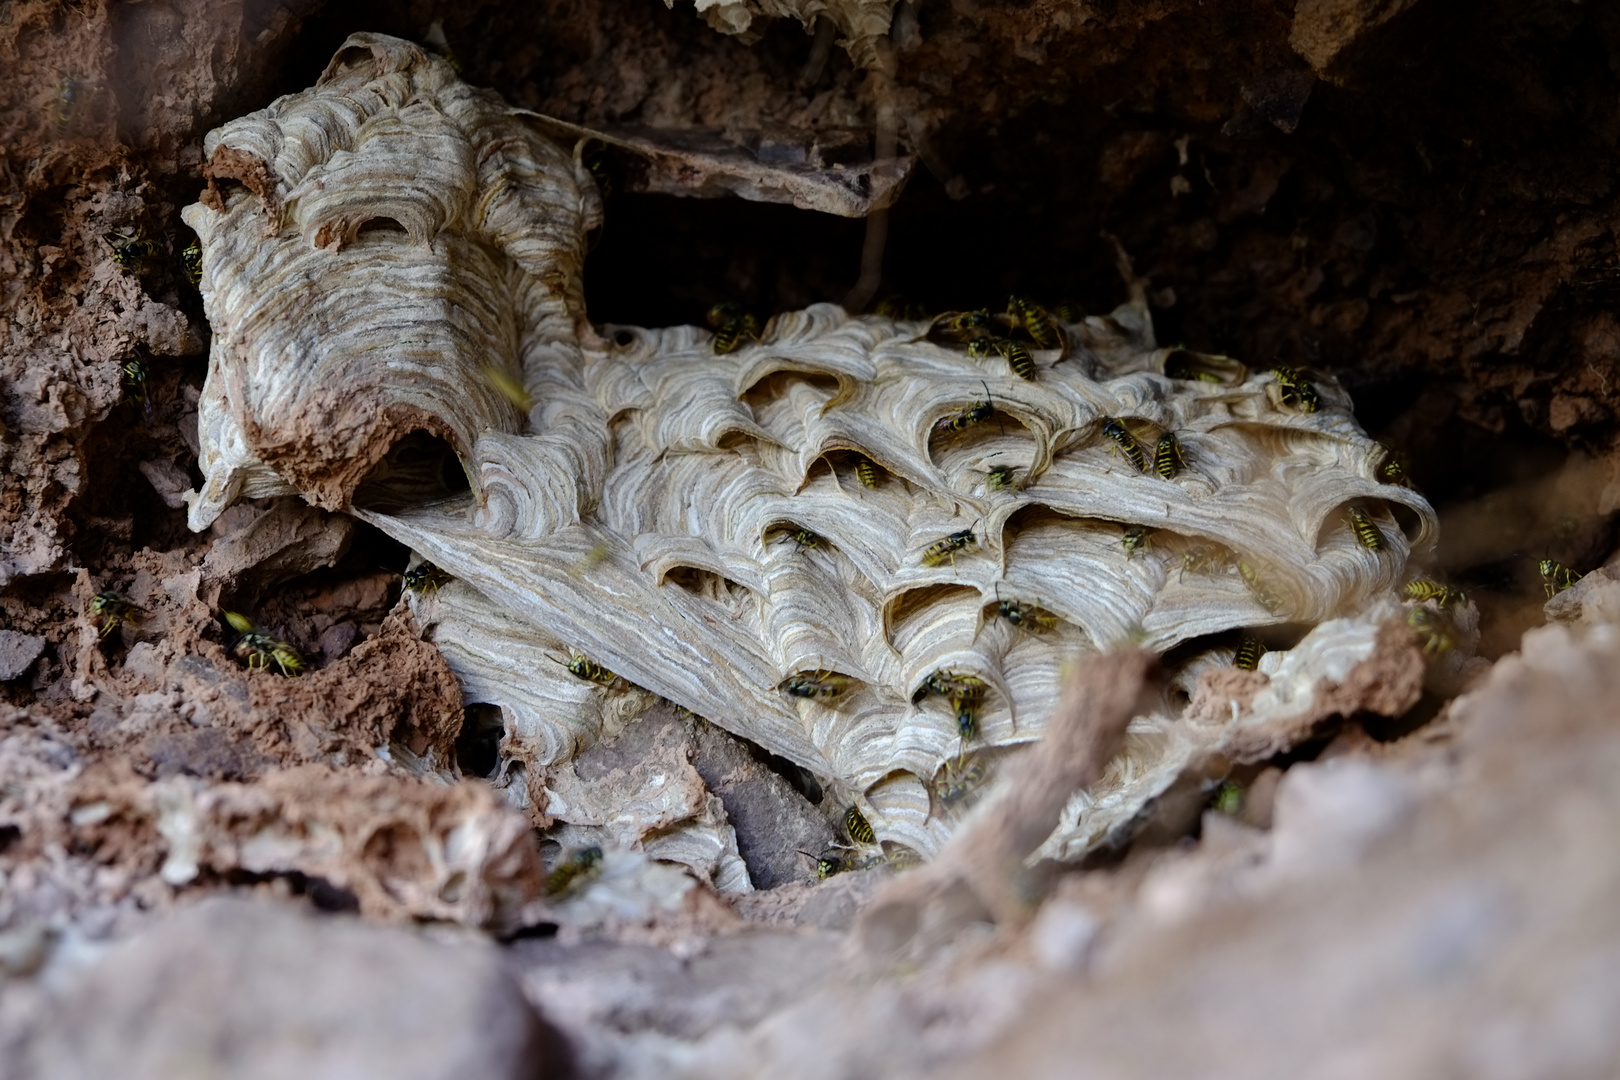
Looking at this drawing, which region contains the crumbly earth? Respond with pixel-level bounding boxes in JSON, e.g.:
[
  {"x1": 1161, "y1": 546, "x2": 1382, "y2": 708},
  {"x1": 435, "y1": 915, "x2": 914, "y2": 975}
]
[{"x1": 2, "y1": 1, "x2": 1619, "y2": 1077}]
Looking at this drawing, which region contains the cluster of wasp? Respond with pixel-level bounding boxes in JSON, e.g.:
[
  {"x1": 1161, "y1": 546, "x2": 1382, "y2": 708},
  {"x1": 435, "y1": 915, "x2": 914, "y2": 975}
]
[
  {"x1": 86, "y1": 592, "x2": 305, "y2": 676},
  {"x1": 105, "y1": 223, "x2": 203, "y2": 286}
]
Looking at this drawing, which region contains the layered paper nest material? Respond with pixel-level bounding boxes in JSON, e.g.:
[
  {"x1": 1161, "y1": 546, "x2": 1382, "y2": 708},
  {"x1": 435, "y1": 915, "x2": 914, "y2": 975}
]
[{"x1": 182, "y1": 34, "x2": 1440, "y2": 873}]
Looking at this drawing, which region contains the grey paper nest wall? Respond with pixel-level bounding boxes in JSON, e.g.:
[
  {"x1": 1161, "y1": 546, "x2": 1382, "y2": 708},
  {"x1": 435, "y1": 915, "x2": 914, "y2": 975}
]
[{"x1": 183, "y1": 34, "x2": 1442, "y2": 876}]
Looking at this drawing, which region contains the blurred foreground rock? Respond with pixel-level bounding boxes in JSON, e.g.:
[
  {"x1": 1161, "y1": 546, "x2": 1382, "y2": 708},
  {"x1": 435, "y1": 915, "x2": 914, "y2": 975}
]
[{"x1": 5, "y1": 897, "x2": 573, "y2": 1080}]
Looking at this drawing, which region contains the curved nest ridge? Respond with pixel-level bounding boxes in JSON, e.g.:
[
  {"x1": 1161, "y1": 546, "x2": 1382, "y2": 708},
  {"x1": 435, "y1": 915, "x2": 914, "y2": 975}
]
[{"x1": 183, "y1": 34, "x2": 1438, "y2": 864}]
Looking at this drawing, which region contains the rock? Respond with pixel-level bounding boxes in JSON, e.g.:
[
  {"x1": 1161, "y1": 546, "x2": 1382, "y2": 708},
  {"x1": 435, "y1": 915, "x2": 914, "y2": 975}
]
[
  {"x1": 688, "y1": 717, "x2": 835, "y2": 890},
  {"x1": 11, "y1": 897, "x2": 573, "y2": 1080},
  {"x1": 0, "y1": 632, "x2": 45, "y2": 682}
]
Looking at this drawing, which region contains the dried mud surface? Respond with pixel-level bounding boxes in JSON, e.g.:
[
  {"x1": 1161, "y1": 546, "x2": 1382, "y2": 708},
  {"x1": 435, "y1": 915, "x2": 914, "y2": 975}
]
[{"x1": 3, "y1": 0, "x2": 1620, "y2": 1077}]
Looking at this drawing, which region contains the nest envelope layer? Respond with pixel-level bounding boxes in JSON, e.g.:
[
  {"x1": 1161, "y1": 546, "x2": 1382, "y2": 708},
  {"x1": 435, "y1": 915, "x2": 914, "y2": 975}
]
[{"x1": 183, "y1": 33, "x2": 1439, "y2": 871}]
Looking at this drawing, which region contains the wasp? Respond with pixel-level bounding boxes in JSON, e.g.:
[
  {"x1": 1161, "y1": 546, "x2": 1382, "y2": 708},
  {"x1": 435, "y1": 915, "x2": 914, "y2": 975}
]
[
  {"x1": 1269, "y1": 365, "x2": 1321, "y2": 413},
  {"x1": 121, "y1": 351, "x2": 152, "y2": 417},
  {"x1": 985, "y1": 465, "x2": 1019, "y2": 491},
  {"x1": 403, "y1": 561, "x2": 454, "y2": 593},
  {"x1": 180, "y1": 242, "x2": 202, "y2": 286},
  {"x1": 53, "y1": 79, "x2": 79, "y2": 130},
  {"x1": 968, "y1": 335, "x2": 1036, "y2": 380},
  {"x1": 1006, "y1": 295, "x2": 1064, "y2": 353},
  {"x1": 855, "y1": 456, "x2": 881, "y2": 488},
  {"x1": 994, "y1": 584, "x2": 1058, "y2": 633},
  {"x1": 567, "y1": 653, "x2": 617, "y2": 684},
  {"x1": 921, "y1": 527, "x2": 979, "y2": 567},
  {"x1": 481, "y1": 364, "x2": 533, "y2": 411},
  {"x1": 1163, "y1": 349, "x2": 1246, "y2": 384},
  {"x1": 1102, "y1": 419, "x2": 1149, "y2": 473},
  {"x1": 1406, "y1": 605, "x2": 1454, "y2": 655},
  {"x1": 1122, "y1": 526, "x2": 1152, "y2": 558},
  {"x1": 1540, "y1": 558, "x2": 1582, "y2": 598},
  {"x1": 1347, "y1": 506, "x2": 1384, "y2": 551},
  {"x1": 1053, "y1": 300, "x2": 1084, "y2": 322},
  {"x1": 955, "y1": 697, "x2": 980, "y2": 748},
  {"x1": 1402, "y1": 578, "x2": 1464, "y2": 607},
  {"x1": 1233, "y1": 632, "x2": 1265, "y2": 671},
  {"x1": 874, "y1": 296, "x2": 929, "y2": 320},
  {"x1": 912, "y1": 670, "x2": 988, "y2": 704},
  {"x1": 932, "y1": 754, "x2": 988, "y2": 807},
  {"x1": 1212, "y1": 780, "x2": 1245, "y2": 816},
  {"x1": 780, "y1": 670, "x2": 852, "y2": 700},
  {"x1": 225, "y1": 611, "x2": 303, "y2": 676},
  {"x1": 707, "y1": 301, "x2": 761, "y2": 355},
  {"x1": 844, "y1": 805, "x2": 876, "y2": 845},
  {"x1": 1154, "y1": 432, "x2": 1186, "y2": 479},
  {"x1": 1178, "y1": 546, "x2": 1227, "y2": 582},
  {"x1": 1377, "y1": 446, "x2": 1411, "y2": 487},
  {"x1": 798, "y1": 849, "x2": 845, "y2": 880},
  {"x1": 107, "y1": 227, "x2": 158, "y2": 269},
  {"x1": 583, "y1": 145, "x2": 614, "y2": 200},
  {"x1": 934, "y1": 381, "x2": 998, "y2": 436},
  {"x1": 773, "y1": 525, "x2": 821, "y2": 550},
  {"x1": 1239, "y1": 561, "x2": 1284, "y2": 613},
  {"x1": 88, "y1": 592, "x2": 141, "y2": 638},
  {"x1": 926, "y1": 308, "x2": 993, "y2": 346},
  {"x1": 544, "y1": 845, "x2": 603, "y2": 897}
]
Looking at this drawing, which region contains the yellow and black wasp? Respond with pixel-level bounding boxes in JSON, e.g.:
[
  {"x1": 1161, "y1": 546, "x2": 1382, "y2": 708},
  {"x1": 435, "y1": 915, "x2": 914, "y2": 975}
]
[
  {"x1": 1154, "y1": 432, "x2": 1186, "y2": 479},
  {"x1": 225, "y1": 611, "x2": 304, "y2": 676},
  {"x1": 88, "y1": 592, "x2": 141, "y2": 639},
  {"x1": 921, "y1": 526, "x2": 979, "y2": 567},
  {"x1": 771, "y1": 524, "x2": 822, "y2": 551},
  {"x1": 1540, "y1": 558, "x2": 1582, "y2": 598},
  {"x1": 1006, "y1": 295, "x2": 1065, "y2": 354},
  {"x1": 844, "y1": 805, "x2": 876, "y2": 845},
  {"x1": 994, "y1": 583, "x2": 1058, "y2": 633},
  {"x1": 1402, "y1": 578, "x2": 1464, "y2": 607},
  {"x1": 780, "y1": 669, "x2": 852, "y2": 701},
  {"x1": 874, "y1": 296, "x2": 930, "y2": 320},
  {"x1": 926, "y1": 308, "x2": 993, "y2": 346},
  {"x1": 1122, "y1": 526, "x2": 1152, "y2": 558},
  {"x1": 798, "y1": 848, "x2": 845, "y2": 880},
  {"x1": 707, "y1": 301, "x2": 761, "y2": 355},
  {"x1": 1101, "y1": 418, "x2": 1150, "y2": 473},
  {"x1": 52, "y1": 79, "x2": 79, "y2": 131},
  {"x1": 180, "y1": 241, "x2": 202, "y2": 286},
  {"x1": 933, "y1": 380, "x2": 998, "y2": 436},
  {"x1": 985, "y1": 464, "x2": 1019, "y2": 491},
  {"x1": 911, "y1": 669, "x2": 988, "y2": 705},
  {"x1": 121, "y1": 349, "x2": 152, "y2": 418},
  {"x1": 403, "y1": 561, "x2": 454, "y2": 594},
  {"x1": 1233, "y1": 632, "x2": 1266, "y2": 671},
  {"x1": 931, "y1": 753, "x2": 988, "y2": 808},
  {"x1": 567, "y1": 653, "x2": 617, "y2": 684},
  {"x1": 1268, "y1": 364, "x2": 1321, "y2": 413},
  {"x1": 1377, "y1": 446, "x2": 1412, "y2": 487},
  {"x1": 855, "y1": 456, "x2": 881, "y2": 489},
  {"x1": 1347, "y1": 505, "x2": 1384, "y2": 551},
  {"x1": 1052, "y1": 300, "x2": 1084, "y2": 322},
  {"x1": 544, "y1": 845, "x2": 603, "y2": 897},
  {"x1": 1406, "y1": 605, "x2": 1454, "y2": 655},
  {"x1": 968, "y1": 335, "x2": 1036, "y2": 380},
  {"x1": 107, "y1": 226, "x2": 158, "y2": 270},
  {"x1": 1239, "y1": 561, "x2": 1284, "y2": 613}
]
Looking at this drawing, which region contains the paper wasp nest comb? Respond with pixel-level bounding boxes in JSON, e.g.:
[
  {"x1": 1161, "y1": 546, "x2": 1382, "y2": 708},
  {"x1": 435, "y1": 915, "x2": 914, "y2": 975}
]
[{"x1": 184, "y1": 34, "x2": 1441, "y2": 880}]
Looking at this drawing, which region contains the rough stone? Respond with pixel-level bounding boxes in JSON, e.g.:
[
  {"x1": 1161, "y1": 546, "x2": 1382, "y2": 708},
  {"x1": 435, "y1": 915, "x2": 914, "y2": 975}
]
[
  {"x1": 8, "y1": 897, "x2": 573, "y2": 1080},
  {"x1": 0, "y1": 632, "x2": 46, "y2": 682}
]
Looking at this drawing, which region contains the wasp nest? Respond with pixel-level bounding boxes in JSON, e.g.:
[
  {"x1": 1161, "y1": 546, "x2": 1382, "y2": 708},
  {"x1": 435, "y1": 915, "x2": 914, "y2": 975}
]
[{"x1": 183, "y1": 34, "x2": 1440, "y2": 881}]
